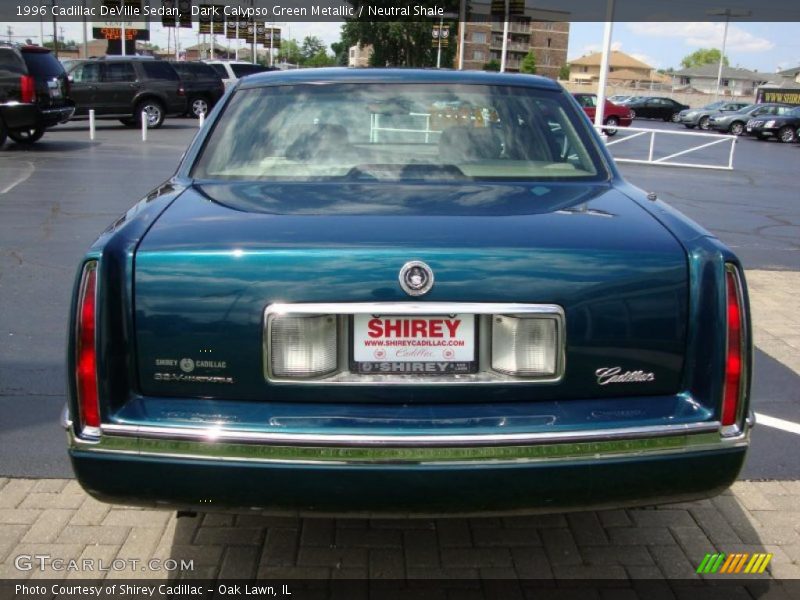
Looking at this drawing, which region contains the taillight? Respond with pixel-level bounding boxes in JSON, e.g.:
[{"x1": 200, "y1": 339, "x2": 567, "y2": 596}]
[
  {"x1": 76, "y1": 262, "x2": 100, "y2": 436},
  {"x1": 20, "y1": 75, "x2": 36, "y2": 103},
  {"x1": 721, "y1": 265, "x2": 745, "y2": 431}
]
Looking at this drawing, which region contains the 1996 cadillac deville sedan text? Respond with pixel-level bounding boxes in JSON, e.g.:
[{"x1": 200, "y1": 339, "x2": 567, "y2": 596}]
[{"x1": 65, "y1": 69, "x2": 752, "y2": 514}]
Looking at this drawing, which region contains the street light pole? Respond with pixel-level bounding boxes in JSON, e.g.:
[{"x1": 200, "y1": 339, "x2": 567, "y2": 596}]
[
  {"x1": 594, "y1": 0, "x2": 615, "y2": 131},
  {"x1": 436, "y1": 15, "x2": 443, "y2": 69},
  {"x1": 500, "y1": 0, "x2": 509, "y2": 72}
]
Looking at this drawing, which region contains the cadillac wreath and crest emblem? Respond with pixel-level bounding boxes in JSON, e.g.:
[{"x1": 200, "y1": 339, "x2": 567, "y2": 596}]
[{"x1": 399, "y1": 261, "x2": 434, "y2": 297}]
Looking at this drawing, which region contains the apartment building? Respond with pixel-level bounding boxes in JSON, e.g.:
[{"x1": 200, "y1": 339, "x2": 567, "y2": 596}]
[{"x1": 459, "y1": 20, "x2": 569, "y2": 79}]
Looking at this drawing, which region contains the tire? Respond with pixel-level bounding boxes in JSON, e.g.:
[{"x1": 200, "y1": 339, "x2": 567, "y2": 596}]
[
  {"x1": 698, "y1": 116, "x2": 710, "y2": 131},
  {"x1": 603, "y1": 116, "x2": 619, "y2": 137},
  {"x1": 188, "y1": 96, "x2": 209, "y2": 118},
  {"x1": 135, "y1": 99, "x2": 165, "y2": 129},
  {"x1": 670, "y1": 112, "x2": 681, "y2": 123},
  {"x1": 8, "y1": 125, "x2": 45, "y2": 144},
  {"x1": 729, "y1": 121, "x2": 745, "y2": 136},
  {"x1": 629, "y1": 109, "x2": 636, "y2": 119},
  {"x1": 778, "y1": 125, "x2": 796, "y2": 144}
]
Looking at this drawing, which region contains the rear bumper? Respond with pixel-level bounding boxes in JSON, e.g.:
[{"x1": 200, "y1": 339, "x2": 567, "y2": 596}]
[
  {"x1": 66, "y1": 413, "x2": 752, "y2": 515},
  {"x1": 0, "y1": 103, "x2": 74, "y2": 130}
]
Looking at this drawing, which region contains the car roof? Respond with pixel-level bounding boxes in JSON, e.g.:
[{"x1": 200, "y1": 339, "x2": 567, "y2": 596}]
[{"x1": 237, "y1": 67, "x2": 562, "y2": 90}]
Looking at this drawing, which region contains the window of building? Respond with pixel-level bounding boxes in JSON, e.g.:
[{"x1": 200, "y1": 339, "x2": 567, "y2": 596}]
[
  {"x1": 722, "y1": 79, "x2": 730, "y2": 87},
  {"x1": 582, "y1": 66, "x2": 588, "y2": 73},
  {"x1": 472, "y1": 32, "x2": 487, "y2": 44},
  {"x1": 547, "y1": 38, "x2": 552, "y2": 47},
  {"x1": 473, "y1": 50, "x2": 486, "y2": 61}
]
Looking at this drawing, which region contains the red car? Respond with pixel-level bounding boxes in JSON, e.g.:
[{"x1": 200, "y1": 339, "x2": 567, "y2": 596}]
[{"x1": 573, "y1": 93, "x2": 633, "y2": 136}]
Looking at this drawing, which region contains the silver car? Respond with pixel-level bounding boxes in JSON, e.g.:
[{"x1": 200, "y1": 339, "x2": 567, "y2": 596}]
[{"x1": 679, "y1": 101, "x2": 750, "y2": 130}]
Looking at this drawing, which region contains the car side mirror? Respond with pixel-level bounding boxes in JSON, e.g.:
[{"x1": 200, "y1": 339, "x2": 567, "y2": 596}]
[{"x1": 68, "y1": 75, "x2": 74, "y2": 83}]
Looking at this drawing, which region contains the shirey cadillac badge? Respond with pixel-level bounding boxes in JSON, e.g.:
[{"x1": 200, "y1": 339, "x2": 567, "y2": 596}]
[{"x1": 399, "y1": 261, "x2": 434, "y2": 297}]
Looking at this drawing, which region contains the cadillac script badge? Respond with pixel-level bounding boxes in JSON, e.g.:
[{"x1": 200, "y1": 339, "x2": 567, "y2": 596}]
[{"x1": 399, "y1": 261, "x2": 434, "y2": 297}]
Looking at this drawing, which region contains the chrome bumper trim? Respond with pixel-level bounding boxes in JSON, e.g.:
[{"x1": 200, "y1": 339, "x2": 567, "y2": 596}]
[{"x1": 97, "y1": 421, "x2": 721, "y2": 448}]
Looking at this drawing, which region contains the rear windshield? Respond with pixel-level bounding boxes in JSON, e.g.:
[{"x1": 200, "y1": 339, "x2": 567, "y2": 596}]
[
  {"x1": 140, "y1": 61, "x2": 179, "y2": 81},
  {"x1": 230, "y1": 63, "x2": 268, "y2": 78},
  {"x1": 22, "y1": 50, "x2": 64, "y2": 79},
  {"x1": 192, "y1": 83, "x2": 606, "y2": 182}
]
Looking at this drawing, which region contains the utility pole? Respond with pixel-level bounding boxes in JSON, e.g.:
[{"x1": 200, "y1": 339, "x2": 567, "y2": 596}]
[
  {"x1": 457, "y1": 0, "x2": 466, "y2": 70},
  {"x1": 51, "y1": 0, "x2": 58, "y2": 58},
  {"x1": 82, "y1": 0, "x2": 88, "y2": 57},
  {"x1": 120, "y1": 0, "x2": 127, "y2": 57},
  {"x1": 6, "y1": 26, "x2": 12, "y2": 43}
]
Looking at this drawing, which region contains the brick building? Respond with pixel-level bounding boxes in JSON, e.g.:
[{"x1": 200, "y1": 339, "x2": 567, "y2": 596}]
[{"x1": 458, "y1": 20, "x2": 569, "y2": 79}]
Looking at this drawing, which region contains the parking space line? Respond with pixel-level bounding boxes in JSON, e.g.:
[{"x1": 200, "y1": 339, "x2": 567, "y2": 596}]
[
  {"x1": 0, "y1": 160, "x2": 35, "y2": 194},
  {"x1": 754, "y1": 412, "x2": 800, "y2": 436}
]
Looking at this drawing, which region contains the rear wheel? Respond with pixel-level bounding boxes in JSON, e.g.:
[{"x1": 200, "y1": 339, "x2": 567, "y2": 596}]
[
  {"x1": 670, "y1": 112, "x2": 681, "y2": 123},
  {"x1": 778, "y1": 125, "x2": 796, "y2": 144},
  {"x1": 629, "y1": 109, "x2": 636, "y2": 119},
  {"x1": 698, "y1": 116, "x2": 710, "y2": 130},
  {"x1": 188, "y1": 96, "x2": 209, "y2": 118},
  {"x1": 729, "y1": 121, "x2": 745, "y2": 136},
  {"x1": 603, "y1": 116, "x2": 619, "y2": 136},
  {"x1": 8, "y1": 125, "x2": 44, "y2": 144},
  {"x1": 135, "y1": 99, "x2": 165, "y2": 129}
]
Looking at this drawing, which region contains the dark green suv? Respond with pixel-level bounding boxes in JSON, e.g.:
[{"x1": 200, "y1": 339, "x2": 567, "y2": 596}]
[
  {"x1": 66, "y1": 57, "x2": 186, "y2": 129},
  {"x1": 0, "y1": 44, "x2": 74, "y2": 147}
]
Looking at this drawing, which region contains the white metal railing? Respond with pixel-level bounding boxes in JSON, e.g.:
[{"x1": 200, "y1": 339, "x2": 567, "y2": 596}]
[{"x1": 600, "y1": 125, "x2": 737, "y2": 170}]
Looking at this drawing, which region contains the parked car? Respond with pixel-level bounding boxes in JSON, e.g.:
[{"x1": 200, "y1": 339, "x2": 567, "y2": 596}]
[
  {"x1": 168, "y1": 60, "x2": 225, "y2": 118},
  {"x1": 573, "y1": 92, "x2": 633, "y2": 136},
  {"x1": 746, "y1": 105, "x2": 800, "y2": 143},
  {"x1": 66, "y1": 56, "x2": 186, "y2": 129},
  {"x1": 65, "y1": 69, "x2": 752, "y2": 515},
  {"x1": 203, "y1": 60, "x2": 274, "y2": 89},
  {"x1": 624, "y1": 96, "x2": 690, "y2": 122},
  {"x1": 678, "y1": 101, "x2": 750, "y2": 130},
  {"x1": 708, "y1": 103, "x2": 794, "y2": 136},
  {"x1": 0, "y1": 44, "x2": 74, "y2": 146}
]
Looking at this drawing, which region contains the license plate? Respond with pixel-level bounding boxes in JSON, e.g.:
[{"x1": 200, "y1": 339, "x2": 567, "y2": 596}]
[
  {"x1": 747, "y1": 127, "x2": 752, "y2": 132},
  {"x1": 352, "y1": 314, "x2": 476, "y2": 374},
  {"x1": 47, "y1": 80, "x2": 61, "y2": 99}
]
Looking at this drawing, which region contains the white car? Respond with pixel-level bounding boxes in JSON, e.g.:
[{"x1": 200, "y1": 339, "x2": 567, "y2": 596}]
[{"x1": 203, "y1": 60, "x2": 273, "y2": 89}]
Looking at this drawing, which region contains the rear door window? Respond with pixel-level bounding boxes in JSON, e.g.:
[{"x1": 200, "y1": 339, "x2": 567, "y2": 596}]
[
  {"x1": 105, "y1": 62, "x2": 136, "y2": 82},
  {"x1": 209, "y1": 63, "x2": 228, "y2": 78},
  {"x1": 141, "y1": 61, "x2": 179, "y2": 81},
  {"x1": 21, "y1": 50, "x2": 65, "y2": 79}
]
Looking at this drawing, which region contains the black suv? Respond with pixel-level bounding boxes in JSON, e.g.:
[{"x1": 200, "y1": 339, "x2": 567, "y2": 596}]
[
  {"x1": 66, "y1": 56, "x2": 186, "y2": 129},
  {"x1": 0, "y1": 44, "x2": 74, "y2": 146},
  {"x1": 168, "y1": 61, "x2": 225, "y2": 118}
]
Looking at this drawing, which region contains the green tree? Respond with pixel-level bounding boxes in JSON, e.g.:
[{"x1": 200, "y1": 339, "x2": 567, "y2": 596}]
[
  {"x1": 483, "y1": 59, "x2": 500, "y2": 72},
  {"x1": 278, "y1": 38, "x2": 303, "y2": 65},
  {"x1": 305, "y1": 50, "x2": 335, "y2": 68},
  {"x1": 330, "y1": 41, "x2": 349, "y2": 66},
  {"x1": 520, "y1": 50, "x2": 537, "y2": 74},
  {"x1": 680, "y1": 48, "x2": 729, "y2": 69},
  {"x1": 300, "y1": 36, "x2": 327, "y2": 62},
  {"x1": 558, "y1": 63, "x2": 570, "y2": 80},
  {"x1": 339, "y1": 2, "x2": 459, "y2": 68}
]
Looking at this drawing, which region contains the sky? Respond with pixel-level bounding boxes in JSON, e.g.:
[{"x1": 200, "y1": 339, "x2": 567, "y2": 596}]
[{"x1": 3, "y1": 20, "x2": 799, "y2": 73}]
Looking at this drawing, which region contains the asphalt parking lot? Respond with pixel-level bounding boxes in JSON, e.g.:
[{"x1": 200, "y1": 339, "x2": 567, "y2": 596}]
[{"x1": 0, "y1": 117, "x2": 799, "y2": 584}]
